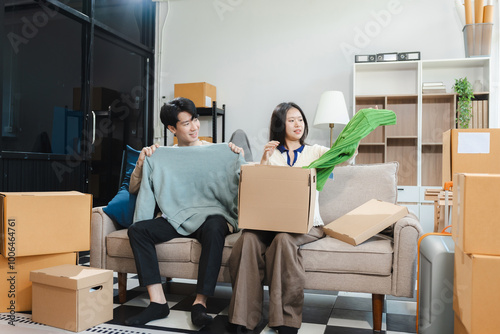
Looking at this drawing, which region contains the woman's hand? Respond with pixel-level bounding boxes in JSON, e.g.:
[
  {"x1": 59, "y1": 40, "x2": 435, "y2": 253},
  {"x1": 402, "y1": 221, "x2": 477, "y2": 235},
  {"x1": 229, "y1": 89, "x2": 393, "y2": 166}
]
[
  {"x1": 228, "y1": 142, "x2": 245, "y2": 158},
  {"x1": 260, "y1": 141, "x2": 279, "y2": 165},
  {"x1": 137, "y1": 143, "x2": 160, "y2": 167}
]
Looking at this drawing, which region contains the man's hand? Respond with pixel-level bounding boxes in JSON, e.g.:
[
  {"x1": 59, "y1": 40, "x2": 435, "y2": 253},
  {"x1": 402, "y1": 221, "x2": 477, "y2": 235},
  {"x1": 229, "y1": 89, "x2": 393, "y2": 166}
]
[
  {"x1": 137, "y1": 143, "x2": 160, "y2": 167},
  {"x1": 228, "y1": 142, "x2": 245, "y2": 158}
]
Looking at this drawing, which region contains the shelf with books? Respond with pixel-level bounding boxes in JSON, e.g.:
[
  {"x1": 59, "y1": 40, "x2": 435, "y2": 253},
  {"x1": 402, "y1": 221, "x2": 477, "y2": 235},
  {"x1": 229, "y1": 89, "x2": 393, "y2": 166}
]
[
  {"x1": 466, "y1": 93, "x2": 489, "y2": 129},
  {"x1": 353, "y1": 57, "x2": 491, "y2": 228}
]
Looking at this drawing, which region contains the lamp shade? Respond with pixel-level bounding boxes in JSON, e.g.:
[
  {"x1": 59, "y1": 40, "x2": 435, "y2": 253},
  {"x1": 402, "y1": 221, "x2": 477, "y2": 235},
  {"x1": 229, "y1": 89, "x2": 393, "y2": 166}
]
[{"x1": 313, "y1": 91, "x2": 350, "y2": 127}]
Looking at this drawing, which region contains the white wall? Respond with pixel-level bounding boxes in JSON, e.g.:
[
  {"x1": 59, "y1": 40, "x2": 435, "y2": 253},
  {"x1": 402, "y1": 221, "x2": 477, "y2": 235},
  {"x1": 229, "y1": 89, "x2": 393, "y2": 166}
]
[{"x1": 154, "y1": 0, "x2": 499, "y2": 160}]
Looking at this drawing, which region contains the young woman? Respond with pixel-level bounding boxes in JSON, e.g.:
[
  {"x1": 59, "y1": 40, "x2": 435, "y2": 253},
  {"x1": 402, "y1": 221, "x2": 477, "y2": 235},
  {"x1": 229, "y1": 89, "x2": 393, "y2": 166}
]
[{"x1": 228, "y1": 102, "x2": 354, "y2": 334}]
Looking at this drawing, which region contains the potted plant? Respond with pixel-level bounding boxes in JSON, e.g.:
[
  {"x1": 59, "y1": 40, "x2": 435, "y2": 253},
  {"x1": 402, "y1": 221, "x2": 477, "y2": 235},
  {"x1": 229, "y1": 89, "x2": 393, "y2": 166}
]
[{"x1": 453, "y1": 77, "x2": 474, "y2": 129}]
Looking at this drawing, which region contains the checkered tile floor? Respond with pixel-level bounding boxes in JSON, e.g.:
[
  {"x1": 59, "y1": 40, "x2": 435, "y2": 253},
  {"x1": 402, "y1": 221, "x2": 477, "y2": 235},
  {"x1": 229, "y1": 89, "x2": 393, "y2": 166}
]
[
  {"x1": 11, "y1": 252, "x2": 417, "y2": 334},
  {"x1": 109, "y1": 274, "x2": 417, "y2": 334}
]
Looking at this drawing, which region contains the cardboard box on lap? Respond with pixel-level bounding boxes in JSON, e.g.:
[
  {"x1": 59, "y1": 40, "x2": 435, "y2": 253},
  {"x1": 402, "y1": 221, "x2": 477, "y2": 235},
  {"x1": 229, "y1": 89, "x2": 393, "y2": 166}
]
[
  {"x1": 323, "y1": 199, "x2": 408, "y2": 246},
  {"x1": 0, "y1": 191, "x2": 92, "y2": 257},
  {"x1": 174, "y1": 82, "x2": 217, "y2": 108},
  {"x1": 454, "y1": 247, "x2": 500, "y2": 333},
  {"x1": 30, "y1": 264, "x2": 113, "y2": 332},
  {"x1": 452, "y1": 173, "x2": 500, "y2": 255},
  {"x1": 0, "y1": 252, "x2": 76, "y2": 312},
  {"x1": 442, "y1": 129, "x2": 500, "y2": 185},
  {"x1": 238, "y1": 164, "x2": 316, "y2": 234},
  {"x1": 454, "y1": 313, "x2": 469, "y2": 334}
]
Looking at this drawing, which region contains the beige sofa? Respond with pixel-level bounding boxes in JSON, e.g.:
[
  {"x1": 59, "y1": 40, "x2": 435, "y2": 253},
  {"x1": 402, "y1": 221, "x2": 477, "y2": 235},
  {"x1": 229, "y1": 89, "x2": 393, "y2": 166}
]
[{"x1": 90, "y1": 162, "x2": 422, "y2": 331}]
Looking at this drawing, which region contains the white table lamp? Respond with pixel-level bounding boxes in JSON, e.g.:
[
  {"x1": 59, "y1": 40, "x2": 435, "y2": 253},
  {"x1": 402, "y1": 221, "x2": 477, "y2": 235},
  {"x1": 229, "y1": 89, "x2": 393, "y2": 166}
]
[{"x1": 313, "y1": 91, "x2": 350, "y2": 146}]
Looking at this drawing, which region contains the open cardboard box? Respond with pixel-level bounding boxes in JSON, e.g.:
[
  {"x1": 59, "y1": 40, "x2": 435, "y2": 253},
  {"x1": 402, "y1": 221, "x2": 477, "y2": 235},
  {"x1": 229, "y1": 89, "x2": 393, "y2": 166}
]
[
  {"x1": 238, "y1": 164, "x2": 316, "y2": 234},
  {"x1": 323, "y1": 199, "x2": 408, "y2": 246},
  {"x1": 30, "y1": 264, "x2": 113, "y2": 332}
]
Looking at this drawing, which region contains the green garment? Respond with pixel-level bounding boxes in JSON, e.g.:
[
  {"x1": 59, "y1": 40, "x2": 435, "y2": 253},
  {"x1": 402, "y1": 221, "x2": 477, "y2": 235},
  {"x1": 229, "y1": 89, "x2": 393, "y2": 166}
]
[{"x1": 306, "y1": 108, "x2": 397, "y2": 191}]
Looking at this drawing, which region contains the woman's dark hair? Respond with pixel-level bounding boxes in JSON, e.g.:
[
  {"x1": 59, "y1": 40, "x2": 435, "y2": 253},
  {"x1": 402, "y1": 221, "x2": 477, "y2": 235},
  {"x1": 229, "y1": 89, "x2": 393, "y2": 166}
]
[
  {"x1": 269, "y1": 102, "x2": 308, "y2": 146},
  {"x1": 160, "y1": 97, "x2": 198, "y2": 128}
]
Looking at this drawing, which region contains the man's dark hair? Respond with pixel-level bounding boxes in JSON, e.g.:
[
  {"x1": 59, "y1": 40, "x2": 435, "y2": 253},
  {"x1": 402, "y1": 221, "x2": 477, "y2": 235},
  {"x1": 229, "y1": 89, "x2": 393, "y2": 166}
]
[
  {"x1": 160, "y1": 97, "x2": 198, "y2": 128},
  {"x1": 269, "y1": 102, "x2": 309, "y2": 146}
]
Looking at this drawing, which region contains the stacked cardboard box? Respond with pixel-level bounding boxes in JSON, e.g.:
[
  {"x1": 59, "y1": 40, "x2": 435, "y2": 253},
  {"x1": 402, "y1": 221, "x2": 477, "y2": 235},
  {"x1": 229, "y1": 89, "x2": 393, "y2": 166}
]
[
  {"x1": 442, "y1": 129, "x2": 500, "y2": 185},
  {"x1": 452, "y1": 173, "x2": 500, "y2": 333},
  {"x1": 0, "y1": 191, "x2": 92, "y2": 312}
]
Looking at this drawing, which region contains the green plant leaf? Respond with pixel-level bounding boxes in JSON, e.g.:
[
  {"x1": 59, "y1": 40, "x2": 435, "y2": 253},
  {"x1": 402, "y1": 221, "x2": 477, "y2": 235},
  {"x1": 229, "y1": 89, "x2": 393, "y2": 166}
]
[{"x1": 453, "y1": 77, "x2": 474, "y2": 129}]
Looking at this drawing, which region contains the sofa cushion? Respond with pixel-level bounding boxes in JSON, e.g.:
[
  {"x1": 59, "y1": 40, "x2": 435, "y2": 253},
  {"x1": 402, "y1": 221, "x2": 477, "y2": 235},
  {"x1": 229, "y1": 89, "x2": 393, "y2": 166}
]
[
  {"x1": 301, "y1": 235, "x2": 393, "y2": 276},
  {"x1": 189, "y1": 232, "x2": 242, "y2": 265},
  {"x1": 103, "y1": 145, "x2": 141, "y2": 228},
  {"x1": 319, "y1": 162, "x2": 399, "y2": 224},
  {"x1": 106, "y1": 229, "x2": 242, "y2": 266}
]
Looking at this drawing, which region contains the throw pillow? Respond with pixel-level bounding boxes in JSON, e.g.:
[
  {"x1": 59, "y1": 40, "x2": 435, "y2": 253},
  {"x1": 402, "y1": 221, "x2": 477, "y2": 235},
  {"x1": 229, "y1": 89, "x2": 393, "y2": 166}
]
[
  {"x1": 103, "y1": 145, "x2": 141, "y2": 228},
  {"x1": 103, "y1": 189, "x2": 137, "y2": 228},
  {"x1": 120, "y1": 145, "x2": 141, "y2": 190}
]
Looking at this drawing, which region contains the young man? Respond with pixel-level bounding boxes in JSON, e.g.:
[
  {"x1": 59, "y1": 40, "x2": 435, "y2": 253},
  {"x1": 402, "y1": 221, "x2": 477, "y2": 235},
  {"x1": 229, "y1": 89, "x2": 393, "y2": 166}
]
[{"x1": 125, "y1": 97, "x2": 243, "y2": 327}]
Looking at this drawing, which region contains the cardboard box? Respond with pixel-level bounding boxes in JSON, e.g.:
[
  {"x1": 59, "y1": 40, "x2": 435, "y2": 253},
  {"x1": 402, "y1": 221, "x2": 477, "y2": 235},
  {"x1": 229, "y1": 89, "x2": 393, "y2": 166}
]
[
  {"x1": 454, "y1": 313, "x2": 468, "y2": 334},
  {"x1": 453, "y1": 247, "x2": 500, "y2": 333},
  {"x1": 174, "y1": 82, "x2": 216, "y2": 108},
  {"x1": 31, "y1": 264, "x2": 113, "y2": 332},
  {"x1": 0, "y1": 252, "x2": 76, "y2": 312},
  {"x1": 442, "y1": 129, "x2": 500, "y2": 185},
  {"x1": 452, "y1": 173, "x2": 500, "y2": 255},
  {"x1": 323, "y1": 199, "x2": 408, "y2": 245},
  {"x1": 238, "y1": 164, "x2": 316, "y2": 233},
  {"x1": 0, "y1": 191, "x2": 92, "y2": 257}
]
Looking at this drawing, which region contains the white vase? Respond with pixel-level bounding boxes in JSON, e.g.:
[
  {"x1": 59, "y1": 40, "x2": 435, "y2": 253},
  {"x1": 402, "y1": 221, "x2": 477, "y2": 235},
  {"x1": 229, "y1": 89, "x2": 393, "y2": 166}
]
[{"x1": 473, "y1": 80, "x2": 482, "y2": 93}]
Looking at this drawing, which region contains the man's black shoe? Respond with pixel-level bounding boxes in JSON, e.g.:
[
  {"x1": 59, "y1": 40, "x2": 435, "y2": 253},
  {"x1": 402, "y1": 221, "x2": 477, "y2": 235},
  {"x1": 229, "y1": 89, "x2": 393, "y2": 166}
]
[{"x1": 191, "y1": 303, "x2": 213, "y2": 327}]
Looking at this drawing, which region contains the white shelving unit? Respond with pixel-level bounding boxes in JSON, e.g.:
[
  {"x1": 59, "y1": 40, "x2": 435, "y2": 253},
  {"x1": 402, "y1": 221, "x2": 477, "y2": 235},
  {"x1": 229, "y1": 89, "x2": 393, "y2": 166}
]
[{"x1": 353, "y1": 58, "x2": 491, "y2": 233}]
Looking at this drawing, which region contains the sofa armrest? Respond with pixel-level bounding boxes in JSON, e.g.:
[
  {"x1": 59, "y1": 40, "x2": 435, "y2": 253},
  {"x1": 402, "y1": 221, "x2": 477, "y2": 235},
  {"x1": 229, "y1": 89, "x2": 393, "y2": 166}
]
[
  {"x1": 391, "y1": 212, "x2": 423, "y2": 297},
  {"x1": 90, "y1": 206, "x2": 121, "y2": 269}
]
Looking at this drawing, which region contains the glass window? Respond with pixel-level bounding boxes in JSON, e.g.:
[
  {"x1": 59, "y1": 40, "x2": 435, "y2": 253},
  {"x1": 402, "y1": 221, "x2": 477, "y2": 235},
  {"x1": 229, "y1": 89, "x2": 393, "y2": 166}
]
[
  {"x1": 95, "y1": 0, "x2": 153, "y2": 46},
  {"x1": 2, "y1": 3, "x2": 82, "y2": 154},
  {"x1": 66, "y1": 0, "x2": 87, "y2": 14}
]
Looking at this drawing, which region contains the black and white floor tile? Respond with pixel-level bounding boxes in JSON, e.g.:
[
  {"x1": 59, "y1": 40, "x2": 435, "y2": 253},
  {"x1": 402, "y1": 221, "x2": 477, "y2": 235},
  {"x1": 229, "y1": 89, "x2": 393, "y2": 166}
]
[{"x1": 2, "y1": 252, "x2": 417, "y2": 333}]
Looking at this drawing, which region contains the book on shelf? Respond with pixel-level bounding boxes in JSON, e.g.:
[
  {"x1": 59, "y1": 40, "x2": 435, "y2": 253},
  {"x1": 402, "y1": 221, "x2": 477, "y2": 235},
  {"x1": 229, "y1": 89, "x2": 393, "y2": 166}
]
[
  {"x1": 422, "y1": 82, "x2": 445, "y2": 87},
  {"x1": 470, "y1": 99, "x2": 490, "y2": 129},
  {"x1": 483, "y1": 100, "x2": 489, "y2": 128},
  {"x1": 423, "y1": 88, "x2": 446, "y2": 94},
  {"x1": 477, "y1": 100, "x2": 483, "y2": 129},
  {"x1": 472, "y1": 100, "x2": 478, "y2": 128},
  {"x1": 422, "y1": 82, "x2": 446, "y2": 94}
]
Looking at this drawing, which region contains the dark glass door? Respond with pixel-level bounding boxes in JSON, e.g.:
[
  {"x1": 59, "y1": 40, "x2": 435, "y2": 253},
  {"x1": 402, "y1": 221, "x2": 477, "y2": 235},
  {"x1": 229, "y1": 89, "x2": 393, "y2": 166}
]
[
  {"x1": 1, "y1": 1, "x2": 88, "y2": 191},
  {"x1": 1, "y1": 1, "x2": 155, "y2": 201},
  {"x1": 90, "y1": 34, "x2": 152, "y2": 206}
]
